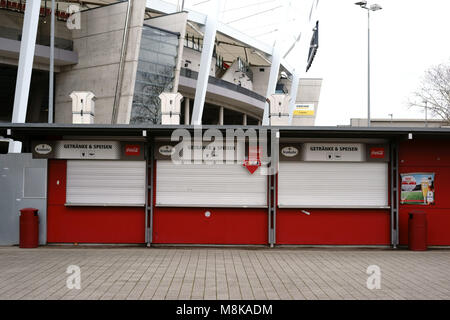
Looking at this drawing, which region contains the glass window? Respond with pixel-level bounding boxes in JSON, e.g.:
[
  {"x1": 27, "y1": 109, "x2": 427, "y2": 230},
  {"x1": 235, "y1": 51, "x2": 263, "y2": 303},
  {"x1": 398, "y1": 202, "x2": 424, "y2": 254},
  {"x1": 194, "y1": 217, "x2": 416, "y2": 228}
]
[{"x1": 130, "y1": 26, "x2": 179, "y2": 124}]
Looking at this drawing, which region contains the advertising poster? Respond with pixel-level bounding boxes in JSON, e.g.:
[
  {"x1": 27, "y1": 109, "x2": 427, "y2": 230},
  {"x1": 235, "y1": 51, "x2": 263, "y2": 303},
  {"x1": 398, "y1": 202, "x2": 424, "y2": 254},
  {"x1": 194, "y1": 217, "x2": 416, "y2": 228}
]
[
  {"x1": 293, "y1": 103, "x2": 315, "y2": 116},
  {"x1": 401, "y1": 173, "x2": 435, "y2": 205}
]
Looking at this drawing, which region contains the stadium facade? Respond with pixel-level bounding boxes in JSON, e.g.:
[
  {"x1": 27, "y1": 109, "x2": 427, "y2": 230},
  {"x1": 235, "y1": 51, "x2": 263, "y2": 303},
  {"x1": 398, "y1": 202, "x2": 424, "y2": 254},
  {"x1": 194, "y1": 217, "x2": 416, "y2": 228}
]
[{"x1": 1, "y1": 1, "x2": 449, "y2": 249}]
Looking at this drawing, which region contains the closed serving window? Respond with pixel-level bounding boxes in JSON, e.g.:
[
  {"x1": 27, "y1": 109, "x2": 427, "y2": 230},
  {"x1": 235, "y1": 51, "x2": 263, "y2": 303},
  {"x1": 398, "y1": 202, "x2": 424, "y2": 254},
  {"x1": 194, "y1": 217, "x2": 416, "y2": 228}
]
[
  {"x1": 156, "y1": 160, "x2": 267, "y2": 207},
  {"x1": 278, "y1": 162, "x2": 388, "y2": 208},
  {"x1": 66, "y1": 160, "x2": 146, "y2": 206}
]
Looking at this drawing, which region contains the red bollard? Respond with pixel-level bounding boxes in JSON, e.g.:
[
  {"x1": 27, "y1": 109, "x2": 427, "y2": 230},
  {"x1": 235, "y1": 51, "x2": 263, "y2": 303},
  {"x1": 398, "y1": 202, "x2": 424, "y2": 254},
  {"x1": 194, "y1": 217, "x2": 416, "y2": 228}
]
[
  {"x1": 408, "y1": 211, "x2": 427, "y2": 251},
  {"x1": 19, "y1": 208, "x2": 39, "y2": 248}
]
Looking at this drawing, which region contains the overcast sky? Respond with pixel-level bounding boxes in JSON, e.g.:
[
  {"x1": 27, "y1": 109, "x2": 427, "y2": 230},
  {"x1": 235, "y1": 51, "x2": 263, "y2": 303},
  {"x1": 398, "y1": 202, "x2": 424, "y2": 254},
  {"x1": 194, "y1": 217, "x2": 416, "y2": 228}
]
[
  {"x1": 171, "y1": 0, "x2": 450, "y2": 126},
  {"x1": 307, "y1": 0, "x2": 450, "y2": 125}
]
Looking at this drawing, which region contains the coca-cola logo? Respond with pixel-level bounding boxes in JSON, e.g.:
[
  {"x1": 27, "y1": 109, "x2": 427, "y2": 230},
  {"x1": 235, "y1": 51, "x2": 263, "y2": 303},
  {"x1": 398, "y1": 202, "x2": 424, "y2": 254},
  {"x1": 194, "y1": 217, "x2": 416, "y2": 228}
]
[
  {"x1": 370, "y1": 148, "x2": 385, "y2": 159},
  {"x1": 125, "y1": 145, "x2": 140, "y2": 156}
]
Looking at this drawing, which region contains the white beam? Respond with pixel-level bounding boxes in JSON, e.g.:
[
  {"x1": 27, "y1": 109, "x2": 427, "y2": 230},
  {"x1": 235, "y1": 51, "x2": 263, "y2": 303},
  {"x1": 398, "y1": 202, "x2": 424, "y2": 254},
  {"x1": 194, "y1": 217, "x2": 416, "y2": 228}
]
[
  {"x1": 288, "y1": 72, "x2": 300, "y2": 125},
  {"x1": 262, "y1": 48, "x2": 281, "y2": 126},
  {"x1": 216, "y1": 22, "x2": 272, "y2": 56},
  {"x1": 190, "y1": 5, "x2": 220, "y2": 125},
  {"x1": 11, "y1": 0, "x2": 41, "y2": 123},
  {"x1": 49, "y1": 0, "x2": 55, "y2": 123},
  {"x1": 145, "y1": 0, "x2": 272, "y2": 55}
]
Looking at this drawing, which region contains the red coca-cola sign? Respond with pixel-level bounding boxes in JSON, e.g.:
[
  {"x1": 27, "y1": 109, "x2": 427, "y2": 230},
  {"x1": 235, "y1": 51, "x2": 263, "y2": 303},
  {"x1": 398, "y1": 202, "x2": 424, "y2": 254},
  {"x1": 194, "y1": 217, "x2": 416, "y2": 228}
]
[
  {"x1": 370, "y1": 147, "x2": 385, "y2": 159},
  {"x1": 125, "y1": 145, "x2": 140, "y2": 156}
]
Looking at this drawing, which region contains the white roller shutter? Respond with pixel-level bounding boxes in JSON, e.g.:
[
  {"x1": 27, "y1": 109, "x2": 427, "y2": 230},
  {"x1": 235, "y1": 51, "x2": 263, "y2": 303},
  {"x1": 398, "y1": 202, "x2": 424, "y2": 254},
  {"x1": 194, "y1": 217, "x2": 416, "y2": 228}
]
[
  {"x1": 66, "y1": 160, "x2": 145, "y2": 206},
  {"x1": 156, "y1": 161, "x2": 267, "y2": 207},
  {"x1": 278, "y1": 162, "x2": 388, "y2": 208}
]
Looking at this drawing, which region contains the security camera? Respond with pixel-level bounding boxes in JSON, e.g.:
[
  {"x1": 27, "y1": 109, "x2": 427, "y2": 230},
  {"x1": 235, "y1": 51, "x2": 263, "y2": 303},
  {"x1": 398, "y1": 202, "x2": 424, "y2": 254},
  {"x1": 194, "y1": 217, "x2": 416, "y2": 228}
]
[{"x1": 355, "y1": 1, "x2": 367, "y2": 6}]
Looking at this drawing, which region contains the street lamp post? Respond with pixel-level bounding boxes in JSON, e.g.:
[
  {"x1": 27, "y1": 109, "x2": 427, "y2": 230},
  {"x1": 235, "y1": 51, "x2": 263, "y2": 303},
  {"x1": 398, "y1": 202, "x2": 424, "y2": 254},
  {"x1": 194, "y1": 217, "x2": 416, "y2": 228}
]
[
  {"x1": 424, "y1": 100, "x2": 428, "y2": 127},
  {"x1": 355, "y1": 1, "x2": 382, "y2": 127}
]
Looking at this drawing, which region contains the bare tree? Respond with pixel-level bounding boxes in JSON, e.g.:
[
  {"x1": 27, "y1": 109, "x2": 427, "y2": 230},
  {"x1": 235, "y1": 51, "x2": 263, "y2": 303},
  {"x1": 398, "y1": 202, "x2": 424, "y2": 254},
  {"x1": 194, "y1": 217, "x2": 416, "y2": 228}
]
[{"x1": 409, "y1": 61, "x2": 450, "y2": 124}]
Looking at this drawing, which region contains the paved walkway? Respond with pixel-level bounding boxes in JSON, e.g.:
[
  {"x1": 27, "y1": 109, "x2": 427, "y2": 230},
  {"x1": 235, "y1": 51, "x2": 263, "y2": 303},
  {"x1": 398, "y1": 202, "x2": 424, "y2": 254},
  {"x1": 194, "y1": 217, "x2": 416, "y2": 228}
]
[{"x1": 0, "y1": 247, "x2": 449, "y2": 300}]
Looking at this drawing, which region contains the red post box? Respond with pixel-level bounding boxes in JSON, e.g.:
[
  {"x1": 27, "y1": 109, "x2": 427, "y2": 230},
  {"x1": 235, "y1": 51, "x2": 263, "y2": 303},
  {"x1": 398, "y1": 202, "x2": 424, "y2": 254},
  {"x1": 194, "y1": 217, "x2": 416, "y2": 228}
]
[
  {"x1": 408, "y1": 211, "x2": 427, "y2": 251},
  {"x1": 19, "y1": 208, "x2": 39, "y2": 248}
]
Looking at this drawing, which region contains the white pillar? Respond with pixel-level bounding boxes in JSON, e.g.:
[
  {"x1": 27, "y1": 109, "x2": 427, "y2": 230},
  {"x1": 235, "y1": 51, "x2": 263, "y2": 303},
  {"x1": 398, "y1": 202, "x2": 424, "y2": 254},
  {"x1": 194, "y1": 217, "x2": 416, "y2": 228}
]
[
  {"x1": 70, "y1": 91, "x2": 96, "y2": 124},
  {"x1": 48, "y1": 0, "x2": 55, "y2": 123},
  {"x1": 8, "y1": 141, "x2": 22, "y2": 153},
  {"x1": 219, "y1": 106, "x2": 224, "y2": 125},
  {"x1": 243, "y1": 113, "x2": 247, "y2": 126},
  {"x1": 262, "y1": 48, "x2": 281, "y2": 126},
  {"x1": 11, "y1": 0, "x2": 41, "y2": 123},
  {"x1": 190, "y1": 1, "x2": 221, "y2": 125},
  {"x1": 184, "y1": 97, "x2": 190, "y2": 125},
  {"x1": 159, "y1": 92, "x2": 183, "y2": 125},
  {"x1": 288, "y1": 72, "x2": 300, "y2": 125},
  {"x1": 267, "y1": 94, "x2": 290, "y2": 125}
]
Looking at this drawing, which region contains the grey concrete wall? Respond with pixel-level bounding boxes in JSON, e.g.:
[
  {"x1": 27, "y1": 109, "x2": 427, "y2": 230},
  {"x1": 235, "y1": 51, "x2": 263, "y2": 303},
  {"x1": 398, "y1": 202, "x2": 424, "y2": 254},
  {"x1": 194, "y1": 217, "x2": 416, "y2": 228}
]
[
  {"x1": 0, "y1": 37, "x2": 78, "y2": 66},
  {"x1": 292, "y1": 78, "x2": 322, "y2": 126},
  {"x1": 0, "y1": 154, "x2": 47, "y2": 246},
  {"x1": 144, "y1": 12, "x2": 188, "y2": 34},
  {"x1": 55, "y1": 1, "x2": 146, "y2": 124},
  {"x1": 182, "y1": 47, "x2": 216, "y2": 76},
  {"x1": 0, "y1": 11, "x2": 75, "y2": 71},
  {"x1": 249, "y1": 66, "x2": 270, "y2": 97},
  {"x1": 0, "y1": 10, "x2": 72, "y2": 42}
]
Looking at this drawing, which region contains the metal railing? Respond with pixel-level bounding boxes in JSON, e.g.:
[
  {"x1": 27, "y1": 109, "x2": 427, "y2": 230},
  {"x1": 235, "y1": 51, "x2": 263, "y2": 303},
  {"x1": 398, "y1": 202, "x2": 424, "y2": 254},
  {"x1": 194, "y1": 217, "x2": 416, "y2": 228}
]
[
  {"x1": 0, "y1": 0, "x2": 71, "y2": 21},
  {"x1": 236, "y1": 56, "x2": 253, "y2": 82},
  {"x1": 184, "y1": 32, "x2": 226, "y2": 70}
]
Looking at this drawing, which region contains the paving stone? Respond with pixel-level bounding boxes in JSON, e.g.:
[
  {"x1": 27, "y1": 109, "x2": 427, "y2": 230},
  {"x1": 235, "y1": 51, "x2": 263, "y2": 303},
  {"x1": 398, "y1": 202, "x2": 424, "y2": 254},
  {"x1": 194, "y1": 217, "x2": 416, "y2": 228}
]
[{"x1": 0, "y1": 247, "x2": 449, "y2": 300}]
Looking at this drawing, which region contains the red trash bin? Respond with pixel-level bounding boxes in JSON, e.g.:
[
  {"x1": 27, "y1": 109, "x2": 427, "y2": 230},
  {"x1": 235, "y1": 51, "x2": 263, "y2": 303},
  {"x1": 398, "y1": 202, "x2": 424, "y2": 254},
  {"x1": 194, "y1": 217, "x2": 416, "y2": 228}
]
[
  {"x1": 19, "y1": 208, "x2": 39, "y2": 248},
  {"x1": 408, "y1": 211, "x2": 427, "y2": 251}
]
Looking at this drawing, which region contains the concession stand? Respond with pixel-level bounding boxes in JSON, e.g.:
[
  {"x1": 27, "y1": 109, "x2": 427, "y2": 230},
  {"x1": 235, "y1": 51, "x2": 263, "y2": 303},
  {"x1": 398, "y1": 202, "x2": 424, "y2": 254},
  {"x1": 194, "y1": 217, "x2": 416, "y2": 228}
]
[{"x1": 2, "y1": 124, "x2": 450, "y2": 247}]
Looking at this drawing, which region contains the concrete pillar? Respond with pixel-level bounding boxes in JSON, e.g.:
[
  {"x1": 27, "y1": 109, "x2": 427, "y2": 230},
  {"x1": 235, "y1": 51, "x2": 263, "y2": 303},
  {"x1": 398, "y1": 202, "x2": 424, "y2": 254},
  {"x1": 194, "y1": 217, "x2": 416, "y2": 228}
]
[
  {"x1": 172, "y1": 12, "x2": 188, "y2": 93},
  {"x1": 219, "y1": 106, "x2": 224, "y2": 125},
  {"x1": 11, "y1": 0, "x2": 41, "y2": 124},
  {"x1": 243, "y1": 113, "x2": 247, "y2": 126},
  {"x1": 191, "y1": 1, "x2": 221, "y2": 125},
  {"x1": 184, "y1": 97, "x2": 190, "y2": 125},
  {"x1": 262, "y1": 48, "x2": 281, "y2": 126}
]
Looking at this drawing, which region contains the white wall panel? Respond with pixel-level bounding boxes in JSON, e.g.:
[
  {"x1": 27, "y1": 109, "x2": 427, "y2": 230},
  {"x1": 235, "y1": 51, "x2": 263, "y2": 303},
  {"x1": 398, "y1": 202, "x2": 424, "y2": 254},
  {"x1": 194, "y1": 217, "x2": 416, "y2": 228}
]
[
  {"x1": 156, "y1": 161, "x2": 267, "y2": 207},
  {"x1": 278, "y1": 162, "x2": 388, "y2": 208},
  {"x1": 66, "y1": 160, "x2": 145, "y2": 206}
]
